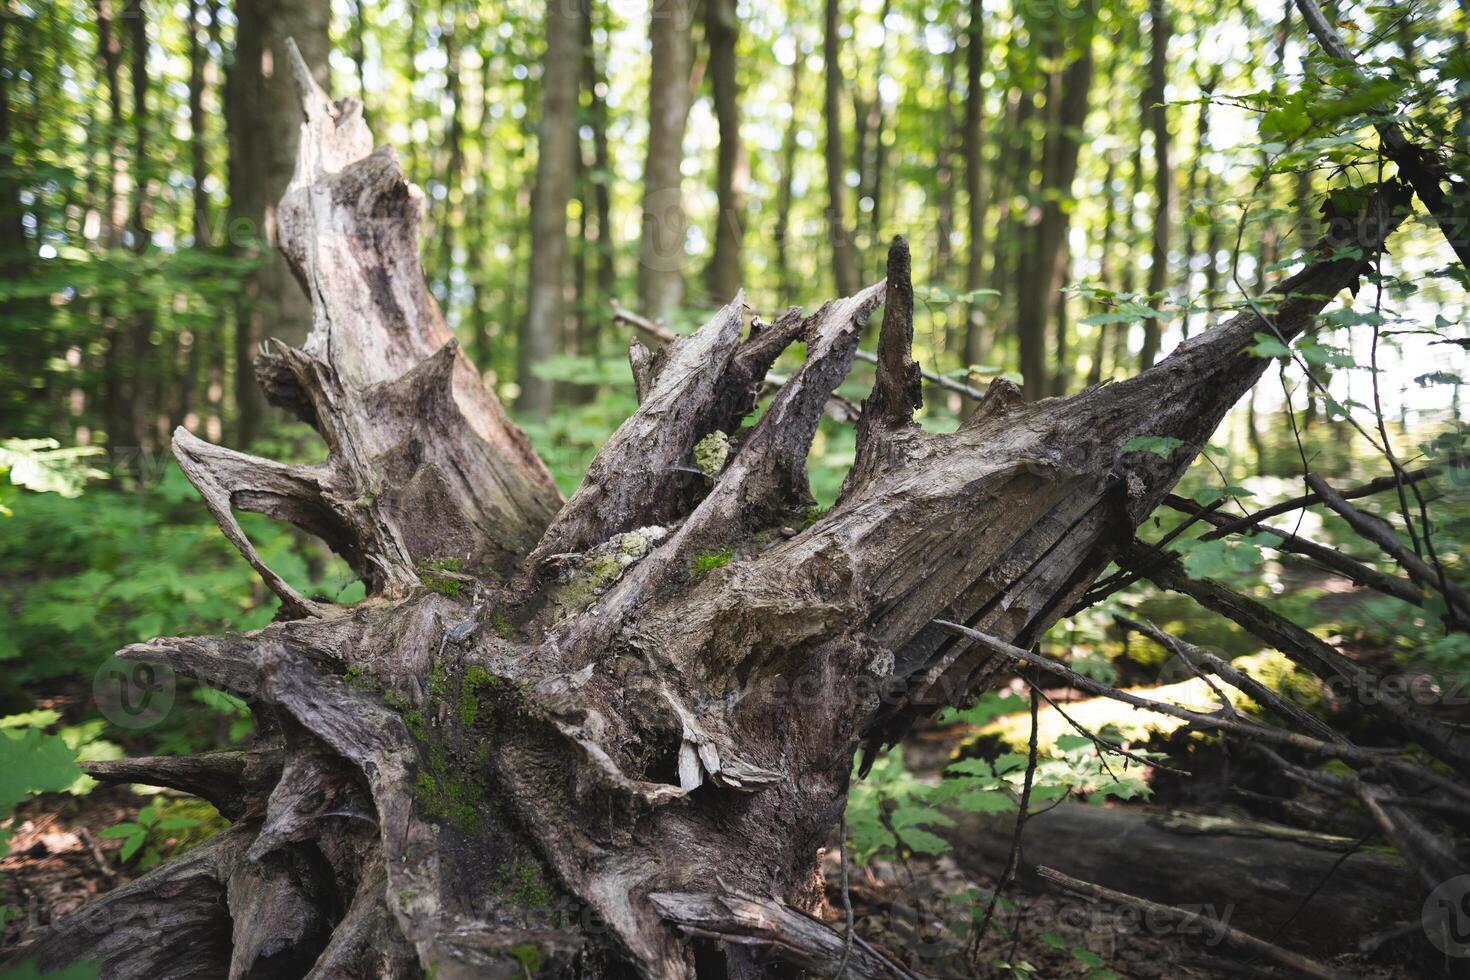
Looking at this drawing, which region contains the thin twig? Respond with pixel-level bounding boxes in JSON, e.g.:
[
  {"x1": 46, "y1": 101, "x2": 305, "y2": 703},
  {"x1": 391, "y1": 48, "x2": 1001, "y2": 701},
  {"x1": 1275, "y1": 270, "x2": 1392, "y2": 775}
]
[
  {"x1": 836, "y1": 812, "x2": 855, "y2": 979},
  {"x1": 968, "y1": 677, "x2": 1040, "y2": 964}
]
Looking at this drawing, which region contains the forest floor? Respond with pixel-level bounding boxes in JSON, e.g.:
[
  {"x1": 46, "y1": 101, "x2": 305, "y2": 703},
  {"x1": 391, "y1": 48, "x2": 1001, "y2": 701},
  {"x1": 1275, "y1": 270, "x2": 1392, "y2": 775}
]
[{"x1": 4, "y1": 727, "x2": 1417, "y2": 979}]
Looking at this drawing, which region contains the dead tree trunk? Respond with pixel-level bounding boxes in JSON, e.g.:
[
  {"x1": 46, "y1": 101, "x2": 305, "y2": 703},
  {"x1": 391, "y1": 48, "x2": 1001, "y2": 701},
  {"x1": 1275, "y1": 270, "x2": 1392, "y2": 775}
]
[{"x1": 32, "y1": 49, "x2": 1412, "y2": 980}]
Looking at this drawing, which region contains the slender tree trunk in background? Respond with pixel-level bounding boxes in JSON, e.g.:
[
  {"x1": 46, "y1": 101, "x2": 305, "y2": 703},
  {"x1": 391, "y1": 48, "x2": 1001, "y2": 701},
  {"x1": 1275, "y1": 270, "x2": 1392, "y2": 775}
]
[
  {"x1": 962, "y1": 0, "x2": 988, "y2": 377},
  {"x1": 93, "y1": 0, "x2": 134, "y2": 455},
  {"x1": 705, "y1": 0, "x2": 745, "y2": 305},
  {"x1": 0, "y1": 10, "x2": 19, "y2": 270},
  {"x1": 188, "y1": 0, "x2": 208, "y2": 248},
  {"x1": 1112, "y1": 139, "x2": 1144, "y2": 371},
  {"x1": 0, "y1": 7, "x2": 46, "y2": 435},
  {"x1": 436, "y1": 6, "x2": 465, "y2": 300},
  {"x1": 1086, "y1": 145, "x2": 1118, "y2": 386},
  {"x1": 823, "y1": 0, "x2": 859, "y2": 296},
  {"x1": 1202, "y1": 157, "x2": 1221, "y2": 320},
  {"x1": 176, "y1": 0, "x2": 209, "y2": 430},
  {"x1": 125, "y1": 0, "x2": 155, "y2": 451},
  {"x1": 638, "y1": 0, "x2": 693, "y2": 325},
  {"x1": 1255, "y1": 1, "x2": 1292, "y2": 297},
  {"x1": 517, "y1": 0, "x2": 580, "y2": 420},
  {"x1": 1139, "y1": 0, "x2": 1171, "y2": 369},
  {"x1": 348, "y1": 0, "x2": 368, "y2": 101},
  {"x1": 936, "y1": 48, "x2": 957, "y2": 356},
  {"x1": 1180, "y1": 69, "x2": 1215, "y2": 339},
  {"x1": 861, "y1": 0, "x2": 892, "y2": 257},
  {"x1": 224, "y1": 0, "x2": 329, "y2": 447},
  {"x1": 582, "y1": 5, "x2": 615, "y2": 311},
  {"x1": 404, "y1": 2, "x2": 423, "y2": 185},
  {"x1": 1052, "y1": 243, "x2": 1073, "y2": 395},
  {"x1": 774, "y1": 54, "x2": 802, "y2": 303},
  {"x1": 982, "y1": 66, "x2": 1022, "y2": 376},
  {"x1": 1458, "y1": 0, "x2": 1470, "y2": 158},
  {"x1": 204, "y1": 0, "x2": 226, "y2": 435},
  {"x1": 1017, "y1": 24, "x2": 1095, "y2": 399}
]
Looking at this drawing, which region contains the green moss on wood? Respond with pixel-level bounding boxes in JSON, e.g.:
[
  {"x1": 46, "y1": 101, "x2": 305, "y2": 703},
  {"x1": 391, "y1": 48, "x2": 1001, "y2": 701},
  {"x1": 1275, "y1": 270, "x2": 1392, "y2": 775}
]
[{"x1": 693, "y1": 548, "x2": 734, "y2": 576}]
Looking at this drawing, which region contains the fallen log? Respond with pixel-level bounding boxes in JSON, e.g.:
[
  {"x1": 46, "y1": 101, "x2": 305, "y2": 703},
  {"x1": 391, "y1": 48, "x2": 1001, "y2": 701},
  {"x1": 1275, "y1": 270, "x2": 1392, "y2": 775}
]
[{"x1": 944, "y1": 802, "x2": 1420, "y2": 958}]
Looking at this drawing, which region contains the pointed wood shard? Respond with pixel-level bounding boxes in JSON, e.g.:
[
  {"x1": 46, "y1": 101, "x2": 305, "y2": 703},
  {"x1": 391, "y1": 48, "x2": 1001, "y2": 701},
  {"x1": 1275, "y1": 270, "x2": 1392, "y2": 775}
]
[{"x1": 867, "y1": 236, "x2": 922, "y2": 425}]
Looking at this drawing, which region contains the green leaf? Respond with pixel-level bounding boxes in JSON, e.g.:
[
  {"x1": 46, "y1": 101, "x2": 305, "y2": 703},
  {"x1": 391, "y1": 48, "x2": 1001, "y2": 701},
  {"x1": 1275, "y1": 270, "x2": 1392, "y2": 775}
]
[
  {"x1": 0, "y1": 729, "x2": 82, "y2": 809},
  {"x1": 1245, "y1": 332, "x2": 1291, "y2": 359},
  {"x1": 1079, "y1": 301, "x2": 1156, "y2": 326},
  {"x1": 955, "y1": 790, "x2": 1017, "y2": 813},
  {"x1": 890, "y1": 805, "x2": 954, "y2": 830},
  {"x1": 97, "y1": 823, "x2": 144, "y2": 839},
  {"x1": 946, "y1": 757, "x2": 999, "y2": 776},
  {"x1": 1122, "y1": 436, "x2": 1184, "y2": 458},
  {"x1": 119, "y1": 833, "x2": 144, "y2": 863},
  {"x1": 895, "y1": 826, "x2": 951, "y2": 854},
  {"x1": 1191, "y1": 485, "x2": 1252, "y2": 505},
  {"x1": 0, "y1": 958, "x2": 101, "y2": 980},
  {"x1": 1054, "y1": 734, "x2": 1093, "y2": 753},
  {"x1": 1179, "y1": 538, "x2": 1265, "y2": 578},
  {"x1": 154, "y1": 816, "x2": 202, "y2": 831},
  {"x1": 1071, "y1": 948, "x2": 1105, "y2": 968}
]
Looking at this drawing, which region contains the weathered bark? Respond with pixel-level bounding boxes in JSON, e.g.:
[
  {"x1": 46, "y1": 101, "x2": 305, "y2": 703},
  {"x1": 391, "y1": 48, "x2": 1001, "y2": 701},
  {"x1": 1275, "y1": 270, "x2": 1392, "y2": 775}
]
[
  {"x1": 638, "y1": 0, "x2": 694, "y2": 325},
  {"x1": 517, "y1": 0, "x2": 580, "y2": 420},
  {"x1": 31, "y1": 49, "x2": 1414, "y2": 980}
]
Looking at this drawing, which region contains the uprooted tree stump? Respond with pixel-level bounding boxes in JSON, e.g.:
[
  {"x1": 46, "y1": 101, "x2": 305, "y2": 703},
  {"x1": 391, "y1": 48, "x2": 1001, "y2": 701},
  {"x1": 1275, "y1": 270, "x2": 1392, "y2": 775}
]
[{"x1": 28, "y1": 44, "x2": 1412, "y2": 980}]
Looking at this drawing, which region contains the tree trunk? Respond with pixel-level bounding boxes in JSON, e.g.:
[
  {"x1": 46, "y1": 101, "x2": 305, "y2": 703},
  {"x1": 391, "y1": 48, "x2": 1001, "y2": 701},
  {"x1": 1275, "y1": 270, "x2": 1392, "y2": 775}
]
[
  {"x1": 582, "y1": 3, "x2": 615, "y2": 312},
  {"x1": 1085, "y1": 143, "x2": 1117, "y2": 386},
  {"x1": 225, "y1": 0, "x2": 329, "y2": 446},
  {"x1": 433, "y1": 5, "x2": 465, "y2": 304},
  {"x1": 32, "y1": 49, "x2": 1412, "y2": 980},
  {"x1": 517, "y1": 0, "x2": 579, "y2": 421},
  {"x1": 858, "y1": 0, "x2": 892, "y2": 262},
  {"x1": 704, "y1": 0, "x2": 745, "y2": 306},
  {"x1": 823, "y1": 0, "x2": 859, "y2": 297},
  {"x1": 961, "y1": 0, "x2": 988, "y2": 378},
  {"x1": 1138, "y1": 0, "x2": 1172, "y2": 369},
  {"x1": 1015, "y1": 20, "x2": 1095, "y2": 399},
  {"x1": 638, "y1": 0, "x2": 694, "y2": 325},
  {"x1": 124, "y1": 0, "x2": 155, "y2": 451},
  {"x1": 773, "y1": 54, "x2": 802, "y2": 304},
  {"x1": 1112, "y1": 138, "x2": 1145, "y2": 370},
  {"x1": 934, "y1": 48, "x2": 957, "y2": 357},
  {"x1": 945, "y1": 803, "x2": 1419, "y2": 957},
  {"x1": 93, "y1": 0, "x2": 133, "y2": 456},
  {"x1": 188, "y1": 0, "x2": 209, "y2": 247}
]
